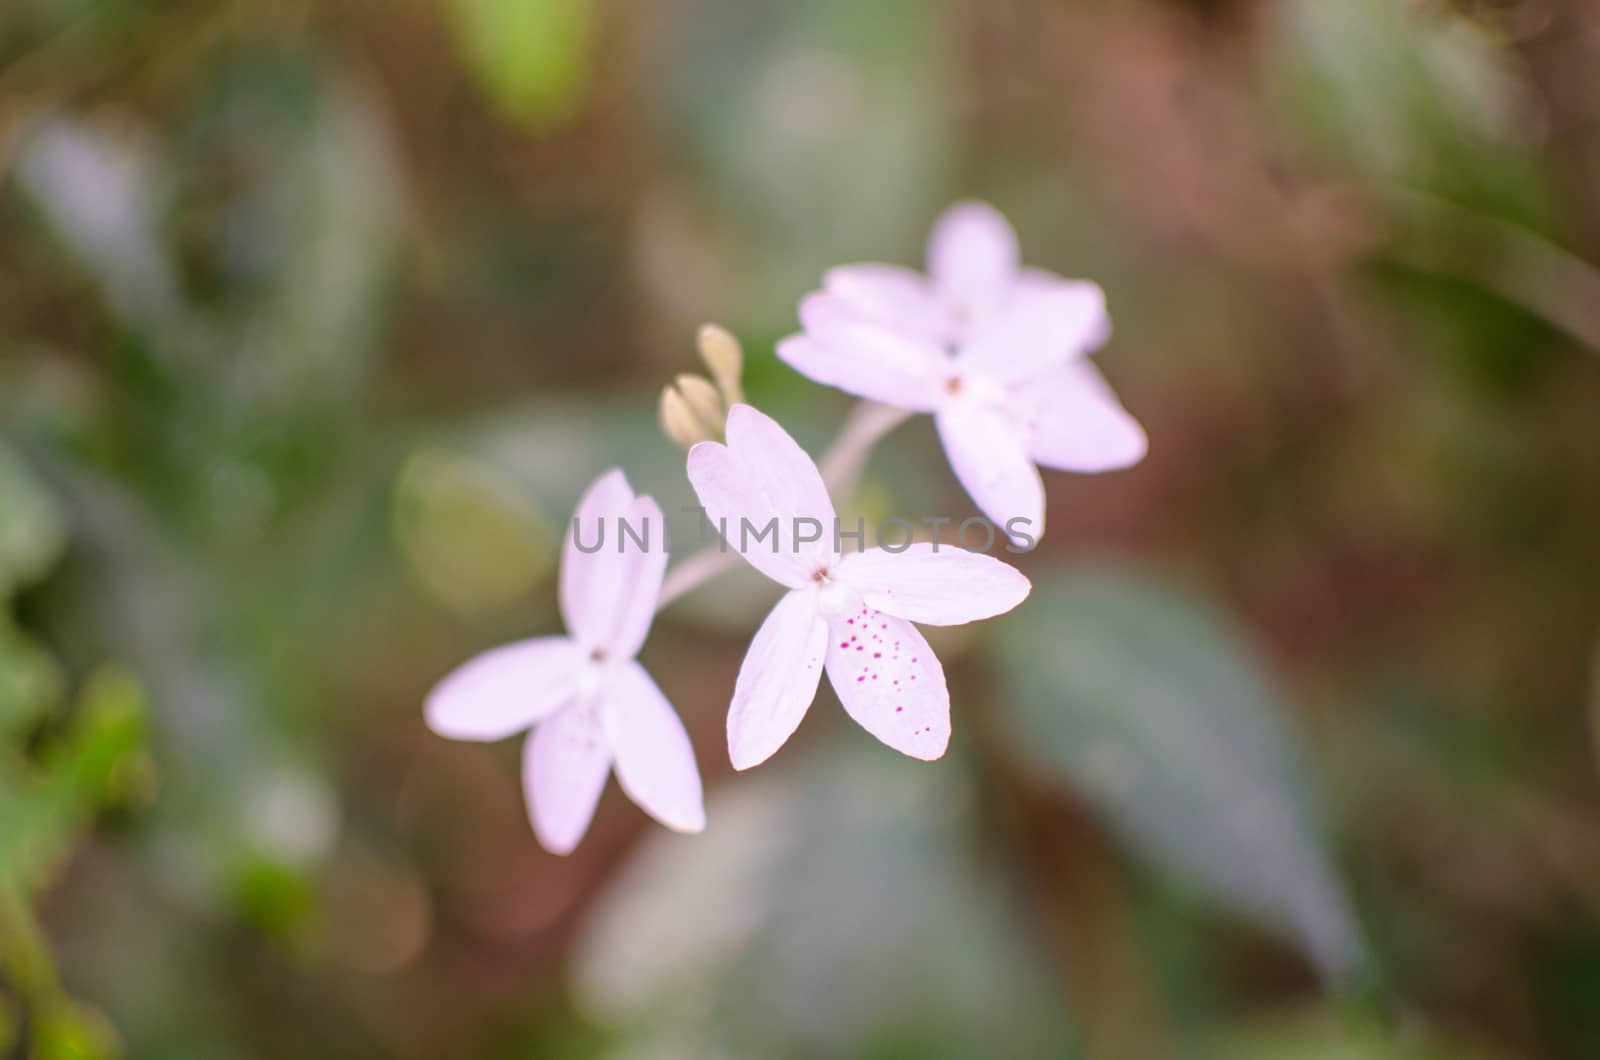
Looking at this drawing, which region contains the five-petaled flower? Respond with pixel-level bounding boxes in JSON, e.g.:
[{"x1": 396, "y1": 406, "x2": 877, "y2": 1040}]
[
  {"x1": 686, "y1": 404, "x2": 1032, "y2": 769},
  {"x1": 425, "y1": 469, "x2": 704, "y2": 854},
  {"x1": 779, "y1": 200, "x2": 1147, "y2": 541}
]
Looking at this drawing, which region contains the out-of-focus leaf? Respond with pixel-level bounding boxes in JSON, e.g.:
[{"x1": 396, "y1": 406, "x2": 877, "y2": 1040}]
[
  {"x1": 0, "y1": 670, "x2": 145, "y2": 895},
  {"x1": 230, "y1": 855, "x2": 316, "y2": 944},
  {"x1": 0, "y1": 991, "x2": 18, "y2": 1056},
  {"x1": 1212, "y1": 1005, "x2": 1492, "y2": 1060},
  {"x1": 652, "y1": 0, "x2": 953, "y2": 335},
  {"x1": 574, "y1": 743, "x2": 1079, "y2": 1059},
  {"x1": 393, "y1": 448, "x2": 557, "y2": 617},
  {"x1": 993, "y1": 566, "x2": 1366, "y2": 982},
  {"x1": 15, "y1": 118, "x2": 183, "y2": 340},
  {"x1": 39, "y1": 460, "x2": 345, "y2": 896},
  {"x1": 17, "y1": 69, "x2": 400, "y2": 534},
  {"x1": 0, "y1": 443, "x2": 67, "y2": 595},
  {"x1": 39, "y1": 671, "x2": 144, "y2": 803},
  {"x1": 448, "y1": 0, "x2": 592, "y2": 129},
  {"x1": 31, "y1": 999, "x2": 121, "y2": 1060},
  {"x1": 0, "y1": 618, "x2": 64, "y2": 739},
  {"x1": 1273, "y1": 0, "x2": 1574, "y2": 395},
  {"x1": 213, "y1": 69, "x2": 402, "y2": 414},
  {"x1": 1276, "y1": 0, "x2": 1547, "y2": 229},
  {"x1": 1278, "y1": 0, "x2": 1525, "y2": 176}
]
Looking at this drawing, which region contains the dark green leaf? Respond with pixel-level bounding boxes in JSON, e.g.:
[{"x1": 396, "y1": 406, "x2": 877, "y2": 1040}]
[{"x1": 993, "y1": 566, "x2": 1366, "y2": 981}]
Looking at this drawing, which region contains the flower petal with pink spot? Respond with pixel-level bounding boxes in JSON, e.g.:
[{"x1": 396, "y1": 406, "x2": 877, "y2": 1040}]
[{"x1": 825, "y1": 606, "x2": 950, "y2": 761}]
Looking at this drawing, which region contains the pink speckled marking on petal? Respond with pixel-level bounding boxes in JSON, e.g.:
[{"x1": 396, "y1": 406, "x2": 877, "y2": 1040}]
[{"x1": 824, "y1": 606, "x2": 950, "y2": 761}]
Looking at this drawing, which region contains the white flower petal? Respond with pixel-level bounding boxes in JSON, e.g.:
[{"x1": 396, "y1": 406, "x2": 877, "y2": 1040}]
[
  {"x1": 775, "y1": 336, "x2": 943, "y2": 415},
  {"x1": 561, "y1": 470, "x2": 668, "y2": 655},
  {"x1": 934, "y1": 401, "x2": 1045, "y2": 544},
  {"x1": 927, "y1": 200, "x2": 1019, "y2": 320},
  {"x1": 684, "y1": 441, "x2": 798, "y2": 588},
  {"x1": 603, "y1": 660, "x2": 705, "y2": 834},
  {"x1": 726, "y1": 588, "x2": 828, "y2": 770},
  {"x1": 601, "y1": 494, "x2": 670, "y2": 658},
  {"x1": 823, "y1": 263, "x2": 952, "y2": 345},
  {"x1": 959, "y1": 278, "x2": 1108, "y2": 383},
  {"x1": 1020, "y1": 267, "x2": 1112, "y2": 348},
  {"x1": 425, "y1": 636, "x2": 585, "y2": 741},
  {"x1": 1024, "y1": 360, "x2": 1148, "y2": 473},
  {"x1": 781, "y1": 292, "x2": 947, "y2": 411},
  {"x1": 835, "y1": 543, "x2": 1031, "y2": 626},
  {"x1": 524, "y1": 700, "x2": 613, "y2": 855},
  {"x1": 824, "y1": 606, "x2": 950, "y2": 761},
  {"x1": 686, "y1": 405, "x2": 838, "y2": 587}
]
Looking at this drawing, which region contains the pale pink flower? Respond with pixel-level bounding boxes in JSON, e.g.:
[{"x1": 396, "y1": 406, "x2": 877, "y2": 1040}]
[
  {"x1": 779, "y1": 200, "x2": 1147, "y2": 540},
  {"x1": 686, "y1": 404, "x2": 1031, "y2": 769},
  {"x1": 425, "y1": 470, "x2": 704, "y2": 854}
]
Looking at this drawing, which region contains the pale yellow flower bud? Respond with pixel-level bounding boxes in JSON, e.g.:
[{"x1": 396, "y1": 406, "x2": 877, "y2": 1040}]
[
  {"x1": 673, "y1": 374, "x2": 724, "y2": 431},
  {"x1": 696, "y1": 323, "x2": 744, "y2": 406},
  {"x1": 659, "y1": 385, "x2": 710, "y2": 449}
]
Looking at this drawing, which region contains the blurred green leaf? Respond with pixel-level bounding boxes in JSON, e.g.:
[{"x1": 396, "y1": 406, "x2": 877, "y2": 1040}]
[
  {"x1": 575, "y1": 744, "x2": 1079, "y2": 1059},
  {"x1": 1277, "y1": 0, "x2": 1546, "y2": 226},
  {"x1": 0, "y1": 670, "x2": 145, "y2": 895},
  {"x1": 393, "y1": 448, "x2": 557, "y2": 617},
  {"x1": 204, "y1": 67, "x2": 402, "y2": 417},
  {"x1": 0, "y1": 443, "x2": 67, "y2": 596},
  {"x1": 17, "y1": 69, "x2": 400, "y2": 540},
  {"x1": 993, "y1": 566, "x2": 1366, "y2": 982},
  {"x1": 44, "y1": 671, "x2": 145, "y2": 805},
  {"x1": 1213, "y1": 1005, "x2": 1490, "y2": 1060},
  {"x1": 32, "y1": 999, "x2": 120, "y2": 1060},
  {"x1": 230, "y1": 855, "x2": 316, "y2": 944},
  {"x1": 0, "y1": 669, "x2": 141, "y2": 1059},
  {"x1": 448, "y1": 0, "x2": 592, "y2": 129},
  {"x1": 654, "y1": 0, "x2": 953, "y2": 334},
  {"x1": 0, "y1": 617, "x2": 64, "y2": 739}
]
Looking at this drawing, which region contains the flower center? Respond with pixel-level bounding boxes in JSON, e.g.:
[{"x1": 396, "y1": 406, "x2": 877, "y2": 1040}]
[
  {"x1": 815, "y1": 576, "x2": 859, "y2": 619},
  {"x1": 942, "y1": 369, "x2": 1012, "y2": 414},
  {"x1": 574, "y1": 652, "x2": 608, "y2": 700}
]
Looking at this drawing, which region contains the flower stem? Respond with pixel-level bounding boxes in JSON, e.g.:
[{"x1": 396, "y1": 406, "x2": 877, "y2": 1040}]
[
  {"x1": 655, "y1": 401, "x2": 910, "y2": 611},
  {"x1": 654, "y1": 544, "x2": 740, "y2": 611},
  {"x1": 817, "y1": 400, "x2": 910, "y2": 495}
]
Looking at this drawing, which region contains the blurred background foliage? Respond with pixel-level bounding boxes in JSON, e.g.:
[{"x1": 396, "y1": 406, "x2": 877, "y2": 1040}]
[{"x1": 3, "y1": 0, "x2": 1600, "y2": 1057}]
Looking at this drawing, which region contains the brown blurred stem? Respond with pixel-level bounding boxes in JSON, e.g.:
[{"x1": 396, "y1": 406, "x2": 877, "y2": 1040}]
[{"x1": 655, "y1": 400, "x2": 910, "y2": 610}]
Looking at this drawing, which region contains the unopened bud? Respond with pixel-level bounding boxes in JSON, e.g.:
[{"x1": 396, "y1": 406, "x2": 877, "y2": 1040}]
[
  {"x1": 674, "y1": 374, "x2": 724, "y2": 430},
  {"x1": 697, "y1": 323, "x2": 744, "y2": 405},
  {"x1": 659, "y1": 386, "x2": 710, "y2": 449}
]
